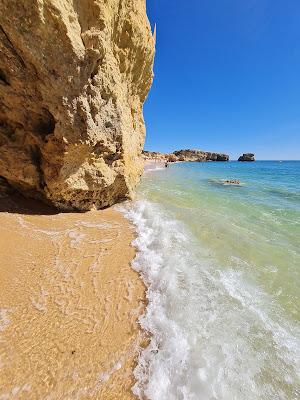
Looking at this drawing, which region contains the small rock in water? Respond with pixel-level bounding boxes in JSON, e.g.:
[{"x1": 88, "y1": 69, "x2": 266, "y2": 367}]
[{"x1": 223, "y1": 180, "x2": 240, "y2": 185}]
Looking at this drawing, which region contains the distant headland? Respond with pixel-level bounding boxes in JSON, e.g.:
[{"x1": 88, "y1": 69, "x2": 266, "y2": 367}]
[
  {"x1": 143, "y1": 149, "x2": 229, "y2": 162},
  {"x1": 143, "y1": 150, "x2": 256, "y2": 163}
]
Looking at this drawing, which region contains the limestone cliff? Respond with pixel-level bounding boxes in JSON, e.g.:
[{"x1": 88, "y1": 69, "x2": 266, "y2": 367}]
[
  {"x1": 0, "y1": 0, "x2": 155, "y2": 210},
  {"x1": 174, "y1": 149, "x2": 229, "y2": 162},
  {"x1": 143, "y1": 149, "x2": 229, "y2": 162}
]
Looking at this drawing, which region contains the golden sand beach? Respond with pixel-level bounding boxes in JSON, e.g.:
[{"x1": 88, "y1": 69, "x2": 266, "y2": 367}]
[{"x1": 0, "y1": 194, "x2": 146, "y2": 400}]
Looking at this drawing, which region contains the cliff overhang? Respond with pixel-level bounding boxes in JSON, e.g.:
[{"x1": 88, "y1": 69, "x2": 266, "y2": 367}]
[{"x1": 0, "y1": 0, "x2": 155, "y2": 210}]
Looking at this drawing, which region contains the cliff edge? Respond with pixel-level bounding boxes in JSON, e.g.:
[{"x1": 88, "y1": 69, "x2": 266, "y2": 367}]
[{"x1": 0, "y1": 0, "x2": 155, "y2": 210}]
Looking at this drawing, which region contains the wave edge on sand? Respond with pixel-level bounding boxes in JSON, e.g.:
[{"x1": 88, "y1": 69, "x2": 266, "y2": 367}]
[
  {"x1": 0, "y1": 195, "x2": 146, "y2": 400},
  {"x1": 120, "y1": 193, "x2": 300, "y2": 400}
]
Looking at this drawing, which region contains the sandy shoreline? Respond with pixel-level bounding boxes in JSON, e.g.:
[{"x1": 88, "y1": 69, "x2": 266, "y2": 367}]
[{"x1": 0, "y1": 194, "x2": 146, "y2": 399}]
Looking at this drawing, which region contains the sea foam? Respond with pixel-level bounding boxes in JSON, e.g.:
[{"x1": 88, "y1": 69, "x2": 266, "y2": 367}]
[{"x1": 120, "y1": 198, "x2": 300, "y2": 400}]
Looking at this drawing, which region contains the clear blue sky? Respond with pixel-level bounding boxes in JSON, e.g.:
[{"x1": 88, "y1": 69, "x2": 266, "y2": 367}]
[{"x1": 144, "y1": 0, "x2": 300, "y2": 160}]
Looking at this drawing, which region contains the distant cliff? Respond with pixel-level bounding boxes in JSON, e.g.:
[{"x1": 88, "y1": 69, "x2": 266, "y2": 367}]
[
  {"x1": 143, "y1": 149, "x2": 229, "y2": 162},
  {"x1": 174, "y1": 149, "x2": 229, "y2": 162},
  {"x1": 0, "y1": 0, "x2": 155, "y2": 210}
]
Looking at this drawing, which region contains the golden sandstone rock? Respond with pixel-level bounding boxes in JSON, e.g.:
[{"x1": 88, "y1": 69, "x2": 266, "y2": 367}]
[
  {"x1": 143, "y1": 149, "x2": 230, "y2": 162},
  {"x1": 0, "y1": 0, "x2": 155, "y2": 210}
]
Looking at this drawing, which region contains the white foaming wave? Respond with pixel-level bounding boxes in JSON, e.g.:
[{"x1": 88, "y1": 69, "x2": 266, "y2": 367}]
[
  {"x1": 120, "y1": 199, "x2": 300, "y2": 400},
  {"x1": 144, "y1": 165, "x2": 165, "y2": 173},
  {"x1": 120, "y1": 200, "x2": 191, "y2": 399}
]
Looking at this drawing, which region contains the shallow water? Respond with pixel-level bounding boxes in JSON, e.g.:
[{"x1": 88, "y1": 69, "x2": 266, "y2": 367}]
[
  {"x1": 0, "y1": 199, "x2": 143, "y2": 400},
  {"x1": 123, "y1": 161, "x2": 300, "y2": 400}
]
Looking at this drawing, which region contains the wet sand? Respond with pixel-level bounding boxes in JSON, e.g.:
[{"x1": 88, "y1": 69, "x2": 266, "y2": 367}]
[{"x1": 0, "y1": 194, "x2": 146, "y2": 400}]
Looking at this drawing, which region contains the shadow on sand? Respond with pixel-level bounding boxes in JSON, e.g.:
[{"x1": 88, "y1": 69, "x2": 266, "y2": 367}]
[{"x1": 0, "y1": 192, "x2": 60, "y2": 216}]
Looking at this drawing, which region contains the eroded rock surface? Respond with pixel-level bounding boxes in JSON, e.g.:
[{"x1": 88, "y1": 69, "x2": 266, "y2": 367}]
[
  {"x1": 173, "y1": 149, "x2": 229, "y2": 162},
  {"x1": 0, "y1": 0, "x2": 155, "y2": 210},
  {"x1": 238, "y1": 153, "x2": 255, "y2": 161},
  {"x1": 173, "y1": 149, "x2": 207, "y2": 162},
  {"x1": 205, "y1": 152, "x2": 229, "y2": 162},
  {"x1": 143, "y1": 149, "x2": 229, "y2": 162}
]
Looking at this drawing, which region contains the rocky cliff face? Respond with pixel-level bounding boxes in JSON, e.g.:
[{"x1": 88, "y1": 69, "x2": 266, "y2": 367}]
[
  {"x1": 0, "y1": 0, "x2": 155, "y2": 210},
  {"x1": 205, "y1": 152, "x2": 229, "y2": 162},
  {"x1": 143, "y1": 149, "x2": 229, "y2": 162},
  {"x1": 173, "y1": 149, "x2": 229, "y2": 162},
  {"x1": 173, "y1": 149, "x2": 207, "y2": 162}
]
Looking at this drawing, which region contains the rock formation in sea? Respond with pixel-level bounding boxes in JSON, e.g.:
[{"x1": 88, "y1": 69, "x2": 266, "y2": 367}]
[
  {"x1": 173, "y1": 149, "x2": 207, "y2": 161},
  {"x1": 143, "y1": 149, "x2": 229, "y2": 162},
  {"x1": 174, "y1": 149, "x2": 229, "y2": 162},
  {"x1": 0, "y1": 0, "x2": 155, "y2": 210},
  {"x1": 205, "y1": 152, "x2": 229, "y2": 162},
  {"x1": 238, "y1": 153, "x2": 255, "y2": 161}
]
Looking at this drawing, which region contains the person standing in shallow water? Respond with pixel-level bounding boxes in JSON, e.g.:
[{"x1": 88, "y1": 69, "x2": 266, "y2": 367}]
[{"x1": 165, "y1": 162, "x2": 168, "y2": 168}]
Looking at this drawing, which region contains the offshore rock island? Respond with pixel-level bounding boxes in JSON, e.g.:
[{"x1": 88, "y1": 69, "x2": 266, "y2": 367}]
[
  {"x1": 238, "y1": 153, "x2": 255, "y2": 161},
  {"x1": 0, "y1": 0, "x2": 155, "y2": 210}
]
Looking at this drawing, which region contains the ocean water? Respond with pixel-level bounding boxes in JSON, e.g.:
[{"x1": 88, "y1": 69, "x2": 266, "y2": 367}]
[{"x1": 121, "y1": 161, "x2": 300, "y2": 400}]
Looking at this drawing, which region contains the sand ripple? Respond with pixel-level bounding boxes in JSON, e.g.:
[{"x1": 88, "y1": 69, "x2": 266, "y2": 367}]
[{"x1": 0, "y1": 195, "x2": 145, "y2": 400}]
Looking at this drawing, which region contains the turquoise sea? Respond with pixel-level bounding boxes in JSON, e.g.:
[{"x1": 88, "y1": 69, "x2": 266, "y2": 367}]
[{"x1": 122, "y1": 161, "x2": 300, "y2": 400}]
